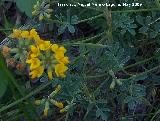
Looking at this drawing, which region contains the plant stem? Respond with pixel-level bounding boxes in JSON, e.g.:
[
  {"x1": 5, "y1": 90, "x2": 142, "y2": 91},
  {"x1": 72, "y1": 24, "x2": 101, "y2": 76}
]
[
  {"x1": 150, "y1": 108, "x2": 160, "y2": 121},
  {"x1": 0, "y1": 81, "x2": 52, "y2": 113}
]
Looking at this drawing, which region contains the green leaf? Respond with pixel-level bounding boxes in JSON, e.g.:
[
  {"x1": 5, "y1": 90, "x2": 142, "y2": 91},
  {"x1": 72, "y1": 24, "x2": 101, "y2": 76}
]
[
  {"x1": 68, "y1": 24, "x2": 75, "y2": 33},
  {"x1": 128, "y1": 28, "x2": 136, "y2": 35},
  {"x1": 150, "y1": 31, "x2": 158, "y2": 38},
  {"x1": 136, "y1": 15, "x2": 144, "y2": 25},
  {"x1": 15, "y1": 0, "x2": 37, "y2": 17},
  {"x1": 96, "y1": 108, "x2": 108, "y2": 121},
  {"x1": 139, "y1": 26, "x2": 148, "y2": 33},
  {"x1": 146, "y1": 16, "x2": 152, "y2": 24},
  {"x1": 0, "y1": 56, "x2": 8, "y2": 98},
  {"x1": 0, "y1": 72, "x2": 8, "y2": 99},
  {"x1": 71, "y1": 15, "x2": 79, "y2": 25},
  {"x1": 58, "y1": 24, "x2": 67, "y2": 34}
]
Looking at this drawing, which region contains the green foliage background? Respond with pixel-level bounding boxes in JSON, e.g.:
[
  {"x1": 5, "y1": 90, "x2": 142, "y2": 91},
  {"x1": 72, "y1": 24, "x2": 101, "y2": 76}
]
[{"x1": 0, "y1": 0, "x2": 160, "y2": 121}]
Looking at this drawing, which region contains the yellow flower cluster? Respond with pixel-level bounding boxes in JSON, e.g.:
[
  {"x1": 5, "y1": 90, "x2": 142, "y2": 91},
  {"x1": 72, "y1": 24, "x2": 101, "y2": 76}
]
[
  {"x1": 11, "y1": 29, "x2": 40, "y2": 41},
  {"x1": 26, "y1": 43, "x2": 69, "y2": 80},
  {"x1": 11, "y1": 28, "x2": 69, "y2": 80}
]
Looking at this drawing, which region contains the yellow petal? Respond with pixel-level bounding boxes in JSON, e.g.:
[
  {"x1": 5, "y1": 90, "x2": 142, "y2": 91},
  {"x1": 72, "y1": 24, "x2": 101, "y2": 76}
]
[
  {"x1": 51, "y1": 44, "x2": 59, "y2": 52},
  {"x1": 30, "y1": 58, "x2": 41, "y2": 70},
  {"x1": 21, "y1": 31, "x2": 30, "y2": 39},
  {"x1": 58, "y1": 46, "x2": 66, "y2": 53},
  {"x1": 54, "y1": 52, "x2": 64, "y2": 60},
  {"x1": 55, "y1": 64, "x2": 68, "y2": 78},
  {"x1": 59, "y1": 56, "x2": 70, "y2": 65},
  {"x1": 29, "y1": 66, "x2": 44, "y2": 79},
  {"x1": 60, "y1": 108, "x2": 65, "y2": 113},
  {"x1": 11, "y1": 29, "x2": 22, "y2": 39}
]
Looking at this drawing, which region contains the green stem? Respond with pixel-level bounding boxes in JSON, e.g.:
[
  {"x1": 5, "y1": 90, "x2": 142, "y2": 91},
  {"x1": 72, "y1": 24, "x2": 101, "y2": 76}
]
[
  {"x1": 63, "y1": 31, "x2": 105, "y2": 44},
  {"x1": 150, "y1": 109, "x2": 160, "y2": 121},
  {"x1": 0, "y1": 28, "x2": 12, "y2": 31},
  {"x1": 64, "y1": 42, "x2": 108, "y2": 48},
  {"x1": 79, "y1": 56, "x2": 156, "y2": 79},
  {"x1": 122, "y1": 65, "x2": 160, "y2": 82},
  {"x1": 0, "y1": 81, "x2": 52, "y2": 113},
  {"x1": 112, "y1": 8, "x2": 160, "y2": 13},
  {"x1": 77, "y1": 14, "x2": 103, "y2": 23}
]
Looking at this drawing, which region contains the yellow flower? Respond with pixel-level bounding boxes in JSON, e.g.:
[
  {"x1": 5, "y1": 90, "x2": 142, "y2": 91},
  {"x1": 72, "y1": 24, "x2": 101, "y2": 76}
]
[
  {"x1": 30, "y1": 45, "x2": 40, "y2": 58},
  {"x1": 47, "y1": 69, "x2": 53, "y2": 80},
  {"x1": 55, "y1": 63, "x2": 68, "y2": 77},
  {"x1": 51, "y1": 45, "x2": 66, "y2": 53},
  {"x1": 58, "y1": 46, "x2": 66, "y2": 53},
  {"x1": 51, "y1": 44, "x2": 59, "y2": 52},
  {"x1": 29, "y1": 29, "x2": 41, "y2": 41},
  {"x1": 21, "y1": 31, "x2": 30, "y2": 39},
  {"x1": 26, "y1": 58, "x2": 41, "y2": 70},
  {"x1": 29, "y1": 66, "x2": 44, "y2": 79},
  {"x1": 39, "y1": 40, "x2": 52, "y2": 50},
  {"x1": 11, "y1": 29, "x2": 22, "y2": 39},
  {"x1": 54, "y1": 51, "x2": 64, "y2": 60},
  {"x1": 58, "y1": 56, "x2": 70, "y2": 65}
]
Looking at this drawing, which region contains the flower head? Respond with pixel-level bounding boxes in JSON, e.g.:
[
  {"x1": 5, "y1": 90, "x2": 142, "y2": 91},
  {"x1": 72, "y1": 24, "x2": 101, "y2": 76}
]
[{"x1": 26, "y1": 40, "x2": 69, "y2": 80}]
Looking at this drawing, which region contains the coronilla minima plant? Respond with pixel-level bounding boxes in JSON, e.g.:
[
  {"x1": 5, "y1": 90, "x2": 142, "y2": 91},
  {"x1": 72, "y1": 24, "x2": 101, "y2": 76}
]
[{"x1": 0, "y1": 0, "x2": 160, "y2": 121}]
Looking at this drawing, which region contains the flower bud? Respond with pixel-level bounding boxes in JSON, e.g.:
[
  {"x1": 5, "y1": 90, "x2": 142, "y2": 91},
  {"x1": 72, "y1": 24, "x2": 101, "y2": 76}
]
[
  {"x1": 116, "y1": 79, "x2": 122, "y2": 85},
  {"x1": 55, "y1": 85, "x2": 61, "y2": 93},
  {"x1": 39, "y1": 13, "x2": 44, "y2": 21},
  {"x1": 110, "y1": 80, "x2": 116, "y2": 89},
  {"x1": 16, "y1": 63, "x2": 25, "y2": 71},
  {"x1": 6, "y1": 58, "x2": 15, "y2": 67},
  {"x1": 50, "y1": 99, "x2": 63, "y2": 109},
  {"x1": 2, "y1": 46, "x2": 10, "y2": 57},
  {"x1": 44, "y1": 101, "x2": 49, "y2": 117},
  {"x1": 60, "y1": 105, "x2": 69, "y2": 113}
]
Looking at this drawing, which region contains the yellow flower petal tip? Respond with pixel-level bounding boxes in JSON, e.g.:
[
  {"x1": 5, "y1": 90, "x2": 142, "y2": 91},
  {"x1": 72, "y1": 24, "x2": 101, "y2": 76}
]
[
  {"x1": 55, "y1": 85, "x2": 61, "y2": 93},
  {"x1": 55, "y1": 101, "x2": 64, "y2": 109},
  {"x1": 44, "y1": 108, "x2": 49, "y2": 117},
  {"x1": 60, "y1": 108, "x2": 65, "y2": 113}
]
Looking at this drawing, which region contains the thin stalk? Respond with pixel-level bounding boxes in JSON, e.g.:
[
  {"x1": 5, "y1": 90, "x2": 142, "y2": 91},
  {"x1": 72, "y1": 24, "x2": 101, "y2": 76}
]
[
  {"x1": 150, "y1": 109, "x2": 160, "y2": 121},
  {"x1": 0, "y1": 81, "x2": 52, "y2": 113}
]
